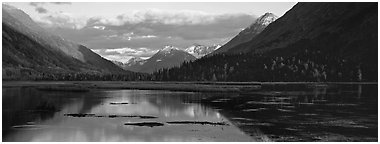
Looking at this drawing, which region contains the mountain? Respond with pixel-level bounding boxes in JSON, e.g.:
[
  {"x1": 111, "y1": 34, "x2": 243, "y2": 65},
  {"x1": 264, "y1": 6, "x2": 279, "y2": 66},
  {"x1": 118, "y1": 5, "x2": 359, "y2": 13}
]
[
  {"x1": 221, "y1": 2, "x2": 377, "y2": 80},
  {"x1": 227, "y1": 3, "x2": 377, "y2": 56},
  {"x1": 2, "y1": 4, "x2": 128, "y2": 80},
  {"x1": 185, "y1": 44, "x2": 221, "y2": 58},
  {"x1": 112, "y1": 60, "x2": 124, "y2": 67},
  {"x1": 139, "y1": 45, "x2": 196, "y2": 73},
  {"x1": 213, "y1": 13, "x2": 278, "y2": 54},
  {"x1": 119, "y1": 46, "x2": 196, "y2": 73},
  {"x1": 151, "y1": 2, "x2": 377, "y2": 82},
  {"x1": 112, "y1": 57, "x2": 147, "y2": 72},
  {"x1": 125, "y1": 57, "x2": 147, "y2": 67}
]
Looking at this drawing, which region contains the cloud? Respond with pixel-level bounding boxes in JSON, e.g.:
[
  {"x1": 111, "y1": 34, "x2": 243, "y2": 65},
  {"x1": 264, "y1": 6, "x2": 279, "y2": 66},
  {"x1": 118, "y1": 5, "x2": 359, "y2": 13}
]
[
  {"x1": 92, "y1": 25, "x2": 105, "y2": 30},
  {"x1": 35, "y1": 7, "x2": 48, "y2": 13},
  {"x1": 105, "y1": 47, "x2": 138, "y2": 54},
  {"x1": 87, "y1": 9, "x2": 252, "y2": 26},
  {"x1": 39, "y1": 9, "x2": 257, "y2": 61},
  {"x1": 136, "y1": 35, "x2": 157, "y2": 39},
  {"x1": 29, "y1": 2, "x2": 44, "y2": 7},
  {"x1": 50, "y1": 2, "x2": 71, "y2": 5},
  {"x1": 84, "y1": 11, "x2": 256, "y2": 41},
  {"x1": 29, "y1": 2, "x2": 71, "y2": 15},
  {"x1": 116, "y1": 9, "x2": 218, "y2": 25},
  {"x1": 30, "y1": 2, "x2": 71, "y2": 6},
  {"x1": 91, "y1": 47, "x2": 159, "y2": 63},
  {"x1": 36, "y1": 12, "x2": 88, "y2": 29}
]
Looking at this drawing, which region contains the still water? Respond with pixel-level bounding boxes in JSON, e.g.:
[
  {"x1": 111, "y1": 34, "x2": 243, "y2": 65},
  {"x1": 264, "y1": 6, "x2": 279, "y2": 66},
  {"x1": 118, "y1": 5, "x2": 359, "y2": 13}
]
[{"x1": 2, "y1": 84, "x2": 378, "y2": 142}]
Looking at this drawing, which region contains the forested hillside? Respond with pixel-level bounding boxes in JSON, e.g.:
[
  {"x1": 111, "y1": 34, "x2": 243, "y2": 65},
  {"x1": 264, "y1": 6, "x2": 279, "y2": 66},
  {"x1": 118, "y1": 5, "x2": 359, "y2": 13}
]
[{"x1": 150, "y1": 2, "x2": 377, "y2": 82}]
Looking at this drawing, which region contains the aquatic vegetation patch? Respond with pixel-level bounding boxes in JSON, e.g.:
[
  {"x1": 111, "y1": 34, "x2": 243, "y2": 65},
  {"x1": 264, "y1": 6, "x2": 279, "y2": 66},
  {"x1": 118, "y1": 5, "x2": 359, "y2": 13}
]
[
  {"x1": 109, "y1": 102, "x2": 133, "y2": 105},
  {"x1": 12, "y1": 124, "x2": 47, "y2": 130},
  {"x1": 277, "y1": 109, "x2": 294, "y2": 112},
  {"x1": 64, "y1": 113, "x2": 96, "y2": 117},
  {"x1": 124, "y1": 122, "x2": 164, "y2": 127},
  {"x1": 325, "y1": 103, "x2": 358, "y2": 106},
  {"x1": 299, "y1": 113, "x2": 318, "y2": 116},
  {"x1": 251, "y1": 122, "x2": 274, "y2": 126},
  {"x1": 231, "y1": 117, "x2": 255, "y2": 121},
  {"x1": 242, "y1": 108, "x2": 267, "y2": 112},
  {"x1": 211, "y1": 98, "x2": 231, "y2": 103},
  {"x1": 166, "y1": 121, "x2": 229, "y2": 126},
  {"x1": 64, "y1": 113, "x2": 157, "y2": 119},
  {"x1": 246, "y1": 101, "x2": 290, "y2": 105},
  {"x1": 37, "y1": 86, "x2": 89, "y2": 92}
]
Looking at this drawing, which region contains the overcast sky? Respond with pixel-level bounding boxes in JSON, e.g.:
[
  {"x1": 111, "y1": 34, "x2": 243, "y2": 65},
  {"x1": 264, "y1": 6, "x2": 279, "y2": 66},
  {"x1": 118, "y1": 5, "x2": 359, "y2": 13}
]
[{"x1": 5, "y1": 2, "x2": 296, "y2": 62}]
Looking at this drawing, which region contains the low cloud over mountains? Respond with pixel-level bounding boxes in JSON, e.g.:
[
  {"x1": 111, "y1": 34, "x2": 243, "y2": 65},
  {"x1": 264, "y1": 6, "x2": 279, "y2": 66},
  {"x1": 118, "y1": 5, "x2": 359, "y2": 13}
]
[{"x1": 6, "y1": 2, "x2": 295, "y2": 62}]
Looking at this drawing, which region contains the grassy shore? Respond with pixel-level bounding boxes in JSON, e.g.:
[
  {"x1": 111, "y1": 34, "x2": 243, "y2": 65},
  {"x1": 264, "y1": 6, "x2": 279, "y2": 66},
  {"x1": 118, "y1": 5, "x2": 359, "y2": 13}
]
[
  {"x1": 2, "y1": 81, "x2": 376, "y2": 93},
  {"x1": 2, "y1": 81, "x2": 262, "y2": 93}
]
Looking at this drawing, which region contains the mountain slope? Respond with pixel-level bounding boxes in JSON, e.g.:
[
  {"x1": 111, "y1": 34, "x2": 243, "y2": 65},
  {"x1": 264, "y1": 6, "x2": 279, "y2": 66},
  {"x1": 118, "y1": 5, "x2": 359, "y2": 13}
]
[
  {"x1": 151, "y1": 2, "x2": 377, "y2": 82},
  {"x1": 226, "y1": 2, "x2": 377, "y2": 79},
  {"x1": 228, "y1": 3, "x2": 377, "y2": 56},
  {"x1": 213, "y1": 13, "x2": 278, "y2": 54},
  {"x1": 3, "y1": 24, "x2": 88, "y2": 73},
  {"x1": 2, "y1": 4, "x2": 127, "y2": 79}
]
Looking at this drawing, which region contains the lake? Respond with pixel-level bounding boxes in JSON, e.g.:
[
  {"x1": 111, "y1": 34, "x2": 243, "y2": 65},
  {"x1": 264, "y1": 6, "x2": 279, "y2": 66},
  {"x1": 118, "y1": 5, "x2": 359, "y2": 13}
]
[{"x1": 2, "y1": 83, "x2": 378, "y2": 142}]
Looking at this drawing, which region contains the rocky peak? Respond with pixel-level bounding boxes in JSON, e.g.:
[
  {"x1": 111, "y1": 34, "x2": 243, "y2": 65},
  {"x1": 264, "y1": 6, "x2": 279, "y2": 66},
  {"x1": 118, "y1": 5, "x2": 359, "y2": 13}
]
[
  {"x1": 185, "y1": 44, "x2": 221, "y2": 58},
  {"x1": 161, "y1": 45, "x2": 179, "y2": 52},
  {"x1": 254, "y1": 12, "x2": 278, "y2": 26}
]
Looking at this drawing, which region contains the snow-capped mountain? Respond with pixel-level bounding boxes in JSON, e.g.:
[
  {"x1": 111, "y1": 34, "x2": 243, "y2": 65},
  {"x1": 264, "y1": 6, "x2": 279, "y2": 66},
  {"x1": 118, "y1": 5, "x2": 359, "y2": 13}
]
[
  {"x1": 117, "y1": 45, "x2": 196, "y2": 73},
  {"x1": 112, "y1": 57, "x2": 147, "y2": 72},
  {"x1": 213, "y1": 12, "x2": 278, "y2": 54},
  {"x1": 185, "y1": 44, "x2": 221, "y2": 58},
  {"x1": 125, "y1": 57, "x2": 146, "y2": 66}
]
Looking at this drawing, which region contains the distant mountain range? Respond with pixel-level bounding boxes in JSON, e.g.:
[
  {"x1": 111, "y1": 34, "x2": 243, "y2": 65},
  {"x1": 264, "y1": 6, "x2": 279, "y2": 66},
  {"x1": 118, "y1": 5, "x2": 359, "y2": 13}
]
[
  {"x1": 112, "y1": 12, "x2": 276, "y2": 74},
  {"x1": 2, "y1": 4, "x2": 129, "y2": 80},
  {"x1": 113, "y1": 45, "x2": 196, "y2": 73},
  {"x1": 213, "y1": 13, "x2": 278, "y2": 54}
]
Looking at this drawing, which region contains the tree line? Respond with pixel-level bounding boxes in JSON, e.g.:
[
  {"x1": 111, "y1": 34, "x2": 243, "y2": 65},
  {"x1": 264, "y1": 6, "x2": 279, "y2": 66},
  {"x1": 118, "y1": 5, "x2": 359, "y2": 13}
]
[
  {"x1": 150, "y1": 47, "x2": 376, "y2": 82},
  {"x1": 2, "y1": 68, "x2": 149, "y2": 81},
  {"x1": 4, "y1": 44, "x2": 376, "y2": 82}
]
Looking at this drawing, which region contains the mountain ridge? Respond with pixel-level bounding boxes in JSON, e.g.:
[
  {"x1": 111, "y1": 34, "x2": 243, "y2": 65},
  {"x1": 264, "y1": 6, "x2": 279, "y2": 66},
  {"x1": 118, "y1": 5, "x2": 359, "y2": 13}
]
[
  {"x1": 115, "y1": 46, "x2": 196, "y2": 73},
  {"x1": 227, "y1": 3, "x2": 377, "y2": 55},
  {"x1": 213, "y1": 12, "x2": 278, "y2": 54}
]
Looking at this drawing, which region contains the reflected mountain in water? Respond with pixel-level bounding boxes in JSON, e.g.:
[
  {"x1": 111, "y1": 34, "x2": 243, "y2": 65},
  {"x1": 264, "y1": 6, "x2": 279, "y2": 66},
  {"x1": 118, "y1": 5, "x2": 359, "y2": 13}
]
[
  {"x1": 3, "y1": 89, "x2": 253, "y2": 142},
  {"x1": 2, "y1": 84, "x2": 378, "y2": 142}
]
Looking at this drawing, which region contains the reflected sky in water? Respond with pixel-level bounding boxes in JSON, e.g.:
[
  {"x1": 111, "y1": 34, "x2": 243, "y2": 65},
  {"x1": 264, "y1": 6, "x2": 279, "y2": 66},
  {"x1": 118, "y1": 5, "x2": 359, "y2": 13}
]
[
  {"x1": 2, "y1": 89, "x2": 253, "y2": 142},
  {"x1": 2, "y1": 84, "x2": 377, "y2": 142}
]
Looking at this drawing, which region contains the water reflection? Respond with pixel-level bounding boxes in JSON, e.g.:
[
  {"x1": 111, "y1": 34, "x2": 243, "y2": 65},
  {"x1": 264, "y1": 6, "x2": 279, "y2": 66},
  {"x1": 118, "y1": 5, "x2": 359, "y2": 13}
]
[
  {"x1": 199, "y1": 84, "x2": 377, "y2": 141},
  {"x1": 2, "y1": 89, "x2": 252, "y2": 142},
  {"x1": 2, "y1": 84, "x2": 377, "y2": 142}
]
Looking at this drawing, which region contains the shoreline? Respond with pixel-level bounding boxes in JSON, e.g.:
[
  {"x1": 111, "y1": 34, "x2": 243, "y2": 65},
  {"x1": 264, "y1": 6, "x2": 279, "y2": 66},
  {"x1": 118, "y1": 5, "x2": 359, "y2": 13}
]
[
  {"x1": 2, "y1": 81, "x2": 377, "y2": 93},
  {"x1": 2, "y1": 81, "x2": 261, "y2": 93}
]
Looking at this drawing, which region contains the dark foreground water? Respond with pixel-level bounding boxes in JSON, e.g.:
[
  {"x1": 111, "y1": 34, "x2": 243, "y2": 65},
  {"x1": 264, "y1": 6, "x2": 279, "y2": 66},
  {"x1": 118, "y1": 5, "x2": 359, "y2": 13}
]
[{"x1": 2, "y1": 84, "x2": 377, "y2": 142}]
